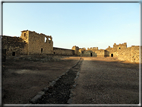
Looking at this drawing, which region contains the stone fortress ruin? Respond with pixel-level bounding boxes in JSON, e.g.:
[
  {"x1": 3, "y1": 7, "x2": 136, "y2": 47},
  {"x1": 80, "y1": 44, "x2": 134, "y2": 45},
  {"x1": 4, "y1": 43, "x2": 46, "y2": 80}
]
[{"x1": 2, "y1": 30, "x2": 141, "y2": 63}]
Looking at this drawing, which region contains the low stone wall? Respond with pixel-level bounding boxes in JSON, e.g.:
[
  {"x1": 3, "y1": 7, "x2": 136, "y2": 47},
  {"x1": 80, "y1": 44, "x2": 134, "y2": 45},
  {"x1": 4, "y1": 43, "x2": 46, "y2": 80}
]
[
  {"x1": 95, "y1": 50, "x2": 105, "y2": 57},
  {"x1": 81, "y1": 51, "x2": 91, "y2": 57},
  {"x1": 53, "y1": 47, "x2": 74, "y2": 56},
  {"x1": 81, "y1": 50, "x2": 104, "y2": 57},
  {"x1": 92, "y1": 52, "x2": 97, "y2": 57}
]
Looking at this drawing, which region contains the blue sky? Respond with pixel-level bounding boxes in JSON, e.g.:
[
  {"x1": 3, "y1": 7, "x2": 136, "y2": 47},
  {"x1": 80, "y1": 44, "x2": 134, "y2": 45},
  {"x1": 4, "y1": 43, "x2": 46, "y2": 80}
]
[{"x1": 3, "y1": 2, "x2": 140, "y2": 49}]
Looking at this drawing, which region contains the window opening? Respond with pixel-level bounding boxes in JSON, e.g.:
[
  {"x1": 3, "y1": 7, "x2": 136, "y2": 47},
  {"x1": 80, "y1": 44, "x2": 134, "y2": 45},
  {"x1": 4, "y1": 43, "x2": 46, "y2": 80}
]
[
  {"x1": 24, "y1": 33, "x2": 26, "y2": 37},
  {"x1": 44, "y1": 37, "x2": 47, "y2": 43}
]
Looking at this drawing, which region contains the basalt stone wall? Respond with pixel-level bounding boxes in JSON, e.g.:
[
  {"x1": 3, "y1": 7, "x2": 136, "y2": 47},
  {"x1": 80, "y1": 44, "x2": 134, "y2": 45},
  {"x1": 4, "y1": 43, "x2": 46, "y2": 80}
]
[
  {"x1": 72, "y1": 46, "x2": 79, "y2": 55},
  {"x1": 117, "y1": 47, "x2": 131, "y2": 62},
  {"x1": 116, "y1": 46, "x2": 141, "y2": 63},
  {"x1": 2, "y1": 36, "x2": 28, "y2": 56},
  {"x1": 53, "y1": 47, "x2": 74, "y2": 56},
  {"x1": 81, "y1": 51, "x2": 97, "y2": 57},
  {"x1": 81, "y1": 51, "x2": 91, "y2": 57},
  {"x1": 95, "y1": 50, "x2": 105, "y2": 57},
  {"x1": 2, "y1": 49, "x2": 6, "y2": 62},
  {"x1": 105, "y1": 47, "x2": 113, "y2": 57},
  {"x1": 28, "y1": 31, "x2": 53, "y2": 55},
  {"x1": 105, "y1": 48, "x2": 117, "y2": 58},
  {"x1": 131, "y1": 46, "x2": 141, "y2": 63}
]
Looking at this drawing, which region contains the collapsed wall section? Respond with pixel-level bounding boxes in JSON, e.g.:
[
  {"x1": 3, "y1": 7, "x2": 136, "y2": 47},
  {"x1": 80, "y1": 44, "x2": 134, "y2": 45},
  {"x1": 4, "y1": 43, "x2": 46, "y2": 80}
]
[
  {"x1": 27, "y1": 31, "x2": 53, "y2": 55},
  {"x1": 53, "y1": 47, "x2": 74, "y2": 55}
]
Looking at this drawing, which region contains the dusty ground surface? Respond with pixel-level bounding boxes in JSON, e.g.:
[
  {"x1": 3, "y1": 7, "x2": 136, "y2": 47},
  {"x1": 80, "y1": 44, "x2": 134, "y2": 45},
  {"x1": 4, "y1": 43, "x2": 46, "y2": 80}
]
[
  {"x1": 36, "y1": 59, "x2": 82, "y2": 104},
  {"x1": 2, "y1": 56, "x2": 140, "y2": 104},
  {"x1": 71, "y1": 57, "x2": 140, "y2": 104},
  {"x1": 2, "y1": 56, "x2": 80, "y2": 104}
]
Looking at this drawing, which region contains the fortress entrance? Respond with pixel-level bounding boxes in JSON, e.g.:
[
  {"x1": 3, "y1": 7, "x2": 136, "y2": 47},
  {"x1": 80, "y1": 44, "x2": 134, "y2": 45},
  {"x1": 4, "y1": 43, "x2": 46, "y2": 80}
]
[
  {"x1": 91, "y1": 53, "x2": 92, "y2": 57},
  {"x1": 111, "y1": 54, "x2": 113, "y2": 57}
]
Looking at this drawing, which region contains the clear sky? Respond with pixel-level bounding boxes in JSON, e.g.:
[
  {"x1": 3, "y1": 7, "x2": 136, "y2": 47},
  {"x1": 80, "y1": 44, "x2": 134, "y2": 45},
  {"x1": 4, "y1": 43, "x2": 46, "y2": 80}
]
[{"x1": 3, "y1": 2, "x2": 140, "y2": 49}]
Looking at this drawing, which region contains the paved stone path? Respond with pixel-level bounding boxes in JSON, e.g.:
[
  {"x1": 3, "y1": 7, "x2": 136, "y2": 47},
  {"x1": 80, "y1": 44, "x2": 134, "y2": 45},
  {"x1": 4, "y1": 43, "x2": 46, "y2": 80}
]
[{"x1": 71, "y1": 57, "x2": 139, "y2": 104}]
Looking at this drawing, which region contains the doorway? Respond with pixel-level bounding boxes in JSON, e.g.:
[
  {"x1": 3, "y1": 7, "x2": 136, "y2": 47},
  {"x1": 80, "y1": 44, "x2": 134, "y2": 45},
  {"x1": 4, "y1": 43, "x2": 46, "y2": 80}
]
[
  {"x1": 41, "y1": 48, "x2": 43, "y2": 53},
  {"x1": 12, "y1": 52, "x2": 15, "y2": 56},
  {"x1": 91, "y1": 53, "x2": 92, "y2": 57},
  {"x1": 111, "y1": 54, "x2": 113, "y2": 57}
]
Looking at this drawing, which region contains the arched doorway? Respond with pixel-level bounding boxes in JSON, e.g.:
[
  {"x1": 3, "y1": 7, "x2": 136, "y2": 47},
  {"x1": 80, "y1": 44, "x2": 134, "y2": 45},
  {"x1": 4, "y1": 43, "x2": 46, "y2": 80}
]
[{"x1": 111, "y1": 54, "x2": 113, "y2": 57}]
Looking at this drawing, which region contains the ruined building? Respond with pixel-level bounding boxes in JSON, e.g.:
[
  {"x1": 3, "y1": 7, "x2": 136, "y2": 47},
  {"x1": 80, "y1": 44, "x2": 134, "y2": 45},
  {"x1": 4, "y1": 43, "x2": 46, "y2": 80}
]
[
  {"x1": 2, "y1": 30, "x2": 75, "y2": 56},
  {"x1": 76, "y1": 42, "x2": 141, "y2": 63},
  {"x1": 2, "y1": 30, "x2": 141, "y2": 63},
  {"x1": 2, "y1": 30, "x2": 53, "y2": 56}
]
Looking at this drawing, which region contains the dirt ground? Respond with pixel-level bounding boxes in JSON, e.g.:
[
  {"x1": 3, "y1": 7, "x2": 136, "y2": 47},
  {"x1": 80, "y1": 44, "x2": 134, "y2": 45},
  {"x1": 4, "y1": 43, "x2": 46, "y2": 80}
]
[
  {"x1": 2, "y1": 56, "x2": 140, "y2": 104},
  {"x1": 71, "y1": 57, "x2": 140, "y2": 104},
  {"x1": 2, "y1": 56, "x2": 80, "y2": 104}
]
